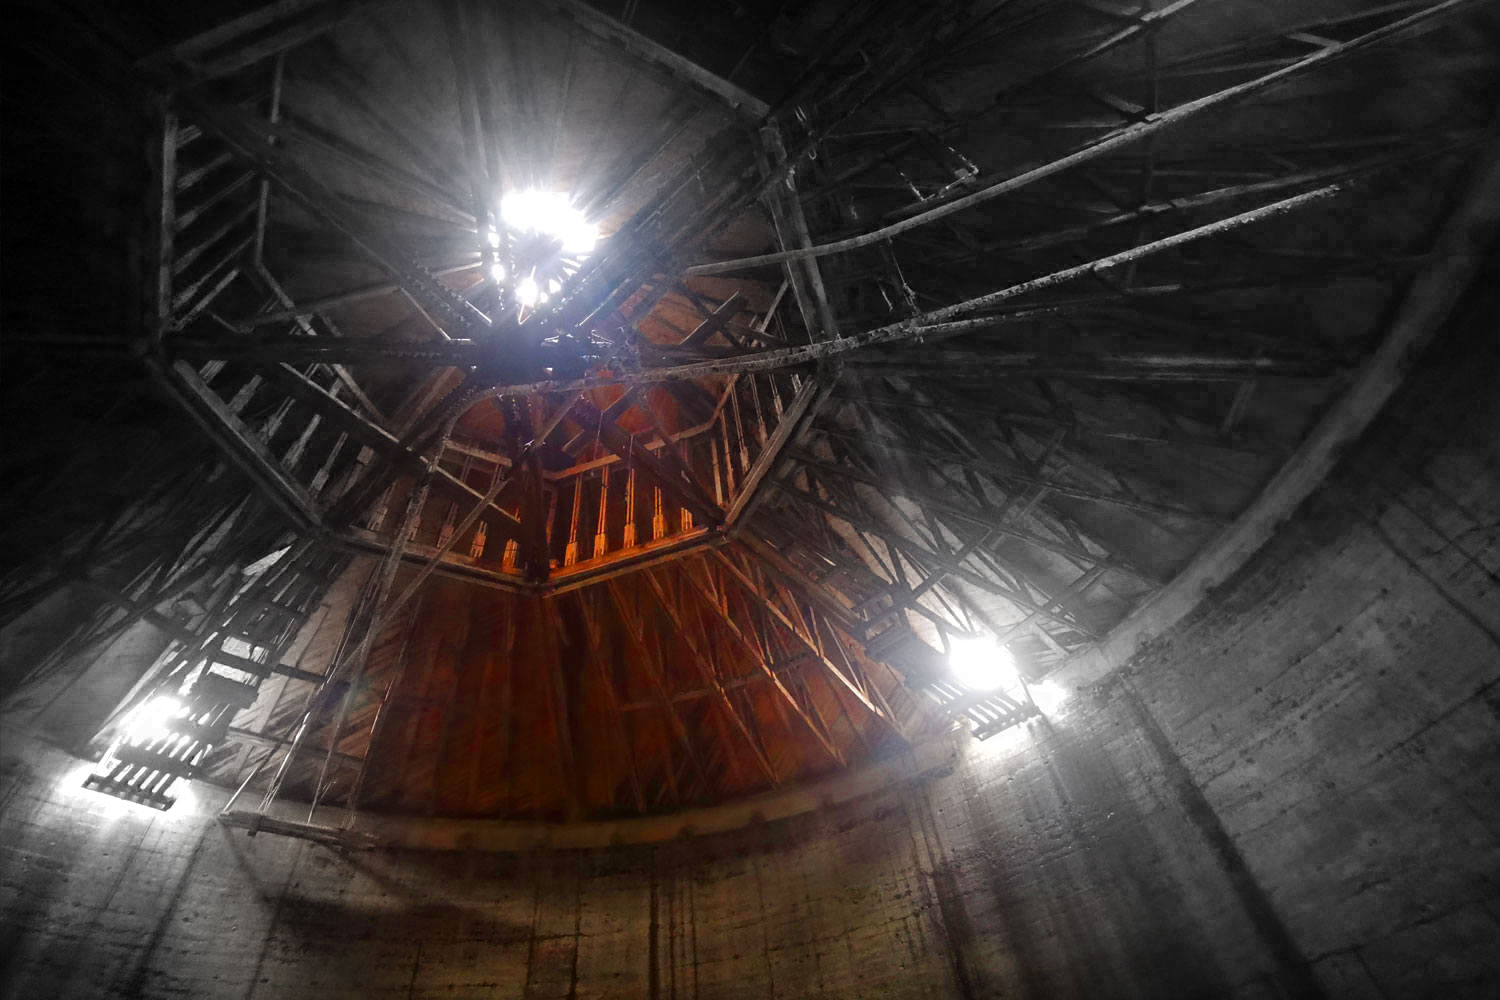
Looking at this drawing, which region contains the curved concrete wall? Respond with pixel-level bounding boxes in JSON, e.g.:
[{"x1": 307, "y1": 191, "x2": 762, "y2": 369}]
[
  {"x1": 0, "y1": 700, "x2": 1291, "y2": 999},
  {"x1": 3, "y1": 291, "x2": 1497, "y2": 999}
]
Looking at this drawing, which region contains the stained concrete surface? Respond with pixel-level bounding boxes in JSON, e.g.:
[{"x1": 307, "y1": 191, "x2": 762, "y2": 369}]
[{"x1": 1, "y1": 689, "x2": 1291, "y2": 999}]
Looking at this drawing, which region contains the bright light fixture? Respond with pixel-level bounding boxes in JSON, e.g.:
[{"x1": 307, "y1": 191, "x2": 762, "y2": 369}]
[
  {"x1": 948, "y1": 634, "x2": 1019, "y2": 692},
  {"x1": 123, "y1": 695, "x2": 186, "y2": 745},
  {"x1": 516, "y1": 274, "x2": 540, "y2": 308},
  {"x1": 500, "y1": 189, "x2": 597, "y2": 255},
  {"x1": 489, "y1": 261, "x2": 506, "y2": 282}
]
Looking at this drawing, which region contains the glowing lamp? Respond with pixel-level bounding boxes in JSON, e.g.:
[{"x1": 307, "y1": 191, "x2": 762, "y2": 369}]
[{"x1": 948, "y1": 634, "x2": 1019, "y2": 692}]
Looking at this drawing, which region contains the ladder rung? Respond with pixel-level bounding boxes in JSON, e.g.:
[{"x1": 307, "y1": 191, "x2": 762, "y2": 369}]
[
  {"x1": 243, "y1": 596, "x2": 306, "y2": 619},
  {"x1": 228, "y1": 628, "x2": 280, "y2": 651},
  {"x1": 210, "y1": 650, "x2": 269, "y2": 675},
  {"x1": 192, "y1": 671, "x2": 260, "y2": 710},
  {"x1": 272, "y1": 663, "x2": 324, "y2": 684},
  {"x1": 114, "y1": 743, "x2": 204, "y2": 778},
  {"x1": 83, "y1": 773, "x2": 175, "y2": 810},
  {"x1": 207, "y1": 649, "x2": 323, "y2": 686},
  {"x1": 971, "y1": 702, "x2": 1041, "y2": 740},
  {"x1": 172, "y1": 715, "x2": 230, "y2": 744}
]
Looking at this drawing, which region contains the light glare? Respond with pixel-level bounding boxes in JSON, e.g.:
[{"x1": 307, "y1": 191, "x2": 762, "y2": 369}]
[
  {"x1": 516, "y1": 274, "x2": 540, "y2": 307},
  {"x1": 122, "y1": 695, "x2": 186, "y2": 745},
  {"x1": 948, "y1": 635, "x2": 1018, "y2": 692},
  {"x1": 1028, "y1": 679, "x2": 1070, "y2": 716},
  {"x1": 500, "y1": 189, "x2": 597, "y2": 255}
]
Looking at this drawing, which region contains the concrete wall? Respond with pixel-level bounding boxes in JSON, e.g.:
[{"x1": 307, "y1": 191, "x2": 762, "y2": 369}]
[
  {"x1": 2, "y1": 299, "x2": 1497, "y2": 999},
  {"x1": 1, "y1": 693, "x2": 1292, "y2": 1000},
  {"x1": 1094, "y1": 285, "x2": 1500, "y2": 997}
]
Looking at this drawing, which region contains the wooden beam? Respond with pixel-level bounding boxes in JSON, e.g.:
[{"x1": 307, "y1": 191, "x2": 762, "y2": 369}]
[
  {"x1": 265, "y1": 363, "x2": 525, "y2": 539},
  {"x1": 641, "y1": 568, "x2": 780, "y2": 786},
  {"x1": 567, "y1": 398, "x2": 723, "y2": 526},
  {"x1": 152, "y1": 359, "x2": 321, "y2": 528},
  {"x1": 605, "y1": 581, "x2": 708, "y2": 800},
  {"x1": 576, "y1": 592, "x2": 647, "y2": 812},
  {"x1": 683, "y1": 561, "x2": 846, "y2": 767},
  {"x1": 146, "y1": 0, "x2": 379, "y2": 79},
  {"x1": 734, "y1": 534, "x2": 859, "y2": 634},
  {"x1": 536, "y1": 0, "x2": 769, "y2": 120},
  {"x1": 727, "y1": 371, "x2": 835, "y2": 525},
  {"x1": 810, "y1": 422, "x2": 1217, "y2": 521},
  {"x1": 676, "y1": 291, "x2": 746, "y2": 348},
  {"x1": 178, "y1": 91, "x2": 493, "y2": 339},
  {"x1": 539, "y1": 601, "x2": 583, "y2": 820},
  {"x1": 775, "y1": 467, "x2": 1141, "y2": 585},
  {"x1": 758, "y1": 126, "x2": 840, "y2": 341},
  {"x1": 772, "y1": 477, "x2": 1101, "y2": 639},
  {"x1": 379, "y1": 398, "x2": 575, "y2": 618},
  {"x1": 705, "y1": 548, "x2": 904, "y2": 733},
  {"x1": 1066, "y1": 131, "x2": 1500, "y2": 681},
  {"x1": 729, "y1": 548, "x2": 899, "y2": 730}
]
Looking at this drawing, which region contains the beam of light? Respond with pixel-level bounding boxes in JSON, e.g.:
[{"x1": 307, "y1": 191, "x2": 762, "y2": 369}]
[
  {"x1": 948, "y1": 633, "x2": 1019, "y2": 692},
  {"x1": 1027, "y1": 679, "x2": 1071, "y2": 716},
  {"x1": 500, "y1": 189, "x2": 597, "y2": 255},
  {"x1": 122, "y1": 694, "x2": 186, "y2": 745},
  {"x1": 516, "y1": 273, "x2": 541, "y2": 308}
]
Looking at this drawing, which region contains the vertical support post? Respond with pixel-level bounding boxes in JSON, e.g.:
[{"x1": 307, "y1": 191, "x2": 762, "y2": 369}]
[
  {"x1": 299, "y1": 417, "x2": 452, "y2": 824},
  {"x1": 149, "y1": 104, "x2": 179, "y2": 343},
  {"x1": 593, "y1": 470, "x2": 610, "y2": 557},
  {"x1": 623, "y1": 466, "x2": 638, "y2": 547},
  {"x1": 757, "y1": 125, "x2": 839, "y2": 343},
  {"x1": 252, "y1": 54, "x2": 285, "y2": 269}
]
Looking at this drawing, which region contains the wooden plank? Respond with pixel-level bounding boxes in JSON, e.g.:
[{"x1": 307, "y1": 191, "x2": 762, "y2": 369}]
[
  {"x1": 576, "y1": 592, "x2": 647, "y2": 812},
  {"x1": 676, "y1": 560, "x2": 848, "y2": 765},
  {"x1": 568, "y1": 399, "x2": 723, "y2": 526},
  {"x1": 726, "y1": 372, "x2": 832, "y2": 525},
  {"x1": 605, "y1": 581, "x2": 707, "y2": 801},
  {"x1": 706, "y1": 548, "x2": 906, "y2": 734},
  {"x1": 155, "y1": 359, "x2": 322, "y2": 527},
  {"x1": 537, "y1": 0, "x2": 769, "y2": 120},
  {"x1": 539, "y1": 602, "x2": 583, "y2": 820},
  {"x1": 641, "y1": 568, "x2": 779, "y2": 786},
  {"x1": 267, "y1": 364, "x2": 525, "y2": 539},
  {"x1": 677, "y1": 291, "x2": 746, "y2": 348}
]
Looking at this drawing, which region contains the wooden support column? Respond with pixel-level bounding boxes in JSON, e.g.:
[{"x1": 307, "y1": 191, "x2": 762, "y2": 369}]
[{"x1": 758, "y1": 126, "x2": 840, "y2": 343}]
